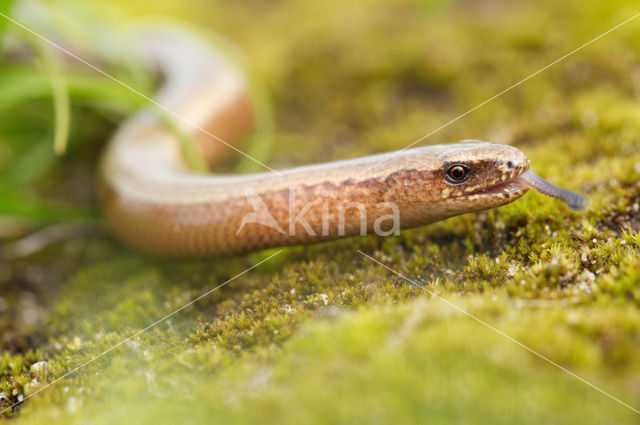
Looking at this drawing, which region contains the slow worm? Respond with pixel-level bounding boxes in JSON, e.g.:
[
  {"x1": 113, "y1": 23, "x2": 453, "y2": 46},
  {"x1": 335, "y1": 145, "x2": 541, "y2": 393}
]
[{"x1": 98, "y1": 27, "x2": 588, "y2": 257}]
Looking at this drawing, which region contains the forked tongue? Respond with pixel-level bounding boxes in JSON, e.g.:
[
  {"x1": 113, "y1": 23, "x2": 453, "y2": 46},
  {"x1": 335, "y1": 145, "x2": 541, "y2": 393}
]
[{"x1": 516, "y1": 170, "x2": 590, "y2": 212}]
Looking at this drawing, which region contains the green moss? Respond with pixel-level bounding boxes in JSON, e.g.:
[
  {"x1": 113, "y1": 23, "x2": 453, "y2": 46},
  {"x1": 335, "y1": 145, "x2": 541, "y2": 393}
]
[
  {"x1": 2, "y1": 0, "x2": 640, "y2": 422},
  {"x1": 10, "y1": 302, "x2": 640, "y2": 424}
]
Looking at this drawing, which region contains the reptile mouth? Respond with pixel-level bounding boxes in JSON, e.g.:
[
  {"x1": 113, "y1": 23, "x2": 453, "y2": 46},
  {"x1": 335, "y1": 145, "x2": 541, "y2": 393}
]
[{"x1": 469, "y1": 177, "x2": 529, "y2": 197}]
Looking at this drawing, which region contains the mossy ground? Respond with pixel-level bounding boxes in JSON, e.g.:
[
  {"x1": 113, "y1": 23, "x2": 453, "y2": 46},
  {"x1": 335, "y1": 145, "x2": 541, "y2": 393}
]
[{"x1": 1, "y1": 0, "x2": 640, "y2": 423}]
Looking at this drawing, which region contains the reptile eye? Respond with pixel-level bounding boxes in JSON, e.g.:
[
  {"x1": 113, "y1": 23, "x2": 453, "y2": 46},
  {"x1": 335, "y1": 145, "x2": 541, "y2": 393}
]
[{"x1": 446, "y1": 164, "x2": 470, "y2": 183}]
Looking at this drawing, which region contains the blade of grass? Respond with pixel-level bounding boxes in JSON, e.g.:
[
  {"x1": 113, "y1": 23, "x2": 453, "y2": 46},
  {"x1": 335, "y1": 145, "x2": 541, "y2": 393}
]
[
  {"x1": 159, "y1": 112, "x2": 209, "y2": 173},
  {"x1": 0, "y1": 70, "x2": 145, "y2": 116},
  {"x1": 33, "y1": 38, "x2": 71, "y2": 155},
  {"x1": 233, "y1": 69, "x2": 275, "y2": 174}
]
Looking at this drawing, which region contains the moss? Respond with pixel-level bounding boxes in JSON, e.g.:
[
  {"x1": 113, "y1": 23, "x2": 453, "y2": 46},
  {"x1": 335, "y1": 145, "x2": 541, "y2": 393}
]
[
  {"x1": 2, "y1": 0, "x2": 640, "y2": 422},
  {"x1": 10, "y1": 302, "x2": 640, "y2": 424},
  {"x1": 0, "y1": 350, "x2": 45, "y2": 414}
]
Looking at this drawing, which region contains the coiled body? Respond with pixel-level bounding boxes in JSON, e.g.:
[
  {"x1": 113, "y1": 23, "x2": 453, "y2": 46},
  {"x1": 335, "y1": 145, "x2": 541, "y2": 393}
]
[{"x1": 99, "y1": 28, "x2": 536, "y2": 257}]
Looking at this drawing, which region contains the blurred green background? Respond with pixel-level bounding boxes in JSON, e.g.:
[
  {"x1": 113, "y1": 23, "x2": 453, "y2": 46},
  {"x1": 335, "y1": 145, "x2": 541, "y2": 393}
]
[{"x1": 1, "y1": 0, "x2": 640, "y2": 423}]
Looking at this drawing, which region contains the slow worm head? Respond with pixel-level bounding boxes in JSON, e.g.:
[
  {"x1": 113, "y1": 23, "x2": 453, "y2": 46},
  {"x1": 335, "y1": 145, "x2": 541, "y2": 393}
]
[{"x1": 98, "y1": 27, "x2": 588, "y2": 257}]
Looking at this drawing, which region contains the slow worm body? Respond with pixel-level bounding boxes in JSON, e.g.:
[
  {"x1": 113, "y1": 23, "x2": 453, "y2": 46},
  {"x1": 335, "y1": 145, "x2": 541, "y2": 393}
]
[{"x1": 99, "y1": 28, "x2": 587, "y2": 257}]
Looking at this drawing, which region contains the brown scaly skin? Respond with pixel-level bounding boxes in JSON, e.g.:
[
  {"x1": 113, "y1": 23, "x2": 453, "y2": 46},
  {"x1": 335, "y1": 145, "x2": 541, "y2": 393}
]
[{"x1": 99, "y1": 27, "x2": 531, "y2": 257}]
